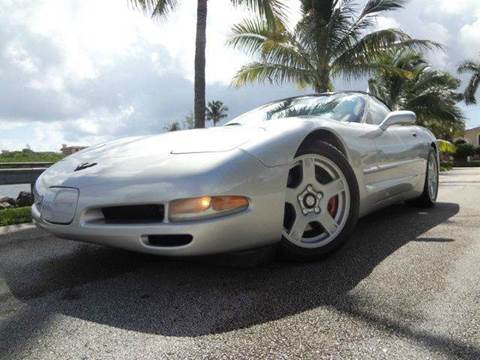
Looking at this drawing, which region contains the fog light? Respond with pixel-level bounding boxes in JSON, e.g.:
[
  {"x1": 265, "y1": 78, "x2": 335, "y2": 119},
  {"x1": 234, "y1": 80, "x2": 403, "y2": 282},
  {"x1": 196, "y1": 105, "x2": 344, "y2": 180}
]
[{"x1": 169, "y1": 196, "x2": 249, "y2": 222}]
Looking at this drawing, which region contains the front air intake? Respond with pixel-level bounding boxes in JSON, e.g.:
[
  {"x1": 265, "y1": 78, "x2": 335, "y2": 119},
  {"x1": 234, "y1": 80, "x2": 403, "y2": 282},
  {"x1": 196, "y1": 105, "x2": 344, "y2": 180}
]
[
  {"x1": 147, "y1": 234, "x2": 193, "y2": 247},
  {"x1": 101, "y1": 204, "x2": 164, "y2": 224}
]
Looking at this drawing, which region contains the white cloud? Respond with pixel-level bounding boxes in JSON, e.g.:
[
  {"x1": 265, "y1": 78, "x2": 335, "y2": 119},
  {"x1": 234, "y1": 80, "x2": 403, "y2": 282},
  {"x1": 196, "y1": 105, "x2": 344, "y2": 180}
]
[
  {"x1": 375, "y1": 16, "x2": 400, "y2": 30},
  {"x1": 5, "y1": 42, "x2": 39, "y2": 73},
  {"x1": 459, "y1": 13, "x2": 480, "y2": 58},
  {"x1": 1, "y1": 0, "x2": 480, "y2": 151},
  {"x1": 436, "y1": 0, "x2": 479, "y2": 15}
]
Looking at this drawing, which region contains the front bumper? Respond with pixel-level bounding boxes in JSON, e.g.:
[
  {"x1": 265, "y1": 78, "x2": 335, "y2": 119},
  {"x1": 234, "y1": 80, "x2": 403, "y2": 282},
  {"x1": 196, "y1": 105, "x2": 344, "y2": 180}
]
[
  {"x1": 33, "y1": 150, "x2": 288, "y2": 256},
  {"x1": 33, "y1": 202, "x2": 278, "y2": 256}
]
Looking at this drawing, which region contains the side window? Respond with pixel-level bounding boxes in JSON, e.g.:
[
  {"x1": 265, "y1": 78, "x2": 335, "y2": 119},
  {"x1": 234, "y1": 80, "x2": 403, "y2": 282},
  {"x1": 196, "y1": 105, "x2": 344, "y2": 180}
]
[{"x1": 366, "y1": 98, "x2": 389, "y2": 125}]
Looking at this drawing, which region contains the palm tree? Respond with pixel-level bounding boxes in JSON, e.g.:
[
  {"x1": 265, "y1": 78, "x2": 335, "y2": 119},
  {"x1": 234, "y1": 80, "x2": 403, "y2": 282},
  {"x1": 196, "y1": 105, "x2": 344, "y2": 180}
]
[
  {"x1": 228, "y1": 0, "x2": 438, "y2": 92},
  {"x1": 369, "y1": 50, "x2": 465, "y2": 140},
  {"x1": 206, "y1": 100, "x2": 229, "y2": 126},
  {"x1": 129, "y1": 0, "x2": 287, "y2": 129},
  {"x1": 458, "y1": 58, "x2": 480, "y2": 105}
]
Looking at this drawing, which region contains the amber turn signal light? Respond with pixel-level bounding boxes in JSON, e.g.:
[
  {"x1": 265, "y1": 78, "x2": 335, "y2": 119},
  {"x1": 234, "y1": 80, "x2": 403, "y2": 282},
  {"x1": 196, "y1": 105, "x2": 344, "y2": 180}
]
[{"x1": 169, "y1": 196, "x2": 249, "y2": 222}]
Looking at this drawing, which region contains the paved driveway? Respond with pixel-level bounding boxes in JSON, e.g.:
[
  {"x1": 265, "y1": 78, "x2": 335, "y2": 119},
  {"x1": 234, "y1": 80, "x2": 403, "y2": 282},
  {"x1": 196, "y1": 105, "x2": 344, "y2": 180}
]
[{"x1": 1, "y1": 168, "x2": 479, "y2": 359}]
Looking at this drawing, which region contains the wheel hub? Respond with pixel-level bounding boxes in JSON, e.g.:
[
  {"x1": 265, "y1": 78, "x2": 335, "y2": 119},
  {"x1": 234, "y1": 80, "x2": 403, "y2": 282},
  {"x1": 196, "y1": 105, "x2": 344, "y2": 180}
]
[{"x1": 298, "y1": 185, "x2": 323, "y2": 215}]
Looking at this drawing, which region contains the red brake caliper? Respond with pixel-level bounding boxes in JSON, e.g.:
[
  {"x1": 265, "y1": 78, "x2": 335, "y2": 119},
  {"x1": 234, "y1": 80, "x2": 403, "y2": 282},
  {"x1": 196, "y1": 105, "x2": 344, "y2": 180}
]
[{"x1": 327, "y1": 196, "x2": 338, "y2": 217}]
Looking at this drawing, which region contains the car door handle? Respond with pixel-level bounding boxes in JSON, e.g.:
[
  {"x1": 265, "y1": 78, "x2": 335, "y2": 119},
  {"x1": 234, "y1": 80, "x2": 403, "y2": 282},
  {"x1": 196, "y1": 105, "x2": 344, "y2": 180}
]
[{"x1": 412, "y1": 132, "x2": 417, "y2": 137}]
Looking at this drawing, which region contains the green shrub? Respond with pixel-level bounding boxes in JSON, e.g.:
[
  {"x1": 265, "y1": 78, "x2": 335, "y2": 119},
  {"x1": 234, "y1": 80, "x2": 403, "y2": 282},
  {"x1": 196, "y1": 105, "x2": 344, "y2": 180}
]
[
  {"x1": 453, "y1": 143, "x2": 476, "y2": 161},
  {"x1": 0, "y1": 207, "x2": 32, "y2": 226},
  {"x1": 453, "y1": 160, "x2": 480, "y2": 167},
  {"x1": 440, "y1": 162, "x2": 453, "y2": 171},
  {"x1": 0, "y1": 151, "x2": 64, "y2": 163},
  {"x1": 437, "y1": 140, "x2": 456, "y2": 155}
]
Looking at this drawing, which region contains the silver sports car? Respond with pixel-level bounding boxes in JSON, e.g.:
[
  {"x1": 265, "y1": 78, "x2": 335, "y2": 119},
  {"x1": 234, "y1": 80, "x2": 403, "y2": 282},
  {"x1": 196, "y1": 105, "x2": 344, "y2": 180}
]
[{"x1": 32, "y1": 91, "x2": 439, "y2": 259}]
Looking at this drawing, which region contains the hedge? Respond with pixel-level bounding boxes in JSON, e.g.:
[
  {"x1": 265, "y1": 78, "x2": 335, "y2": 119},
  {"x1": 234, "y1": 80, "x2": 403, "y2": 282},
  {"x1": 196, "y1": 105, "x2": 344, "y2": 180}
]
[{"x1": 0, "y1": 207, "x2": 32, "y2": 226}]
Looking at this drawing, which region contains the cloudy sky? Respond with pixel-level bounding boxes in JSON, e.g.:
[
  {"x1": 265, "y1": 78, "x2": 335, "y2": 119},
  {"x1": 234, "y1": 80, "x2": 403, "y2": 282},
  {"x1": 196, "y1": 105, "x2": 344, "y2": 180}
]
[{"x1": 1, "y1": 0, "x2": 480, "y2": 151}]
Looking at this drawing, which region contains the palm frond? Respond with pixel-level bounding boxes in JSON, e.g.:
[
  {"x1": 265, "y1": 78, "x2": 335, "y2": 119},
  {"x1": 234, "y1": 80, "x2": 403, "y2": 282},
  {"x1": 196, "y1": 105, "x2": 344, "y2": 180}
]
[
  {"x1": 457, "y1": 60, "x2": 480, "y2": 105},
  {"x1": 128, "y1": 0, "x2": 178, "y2": 18},
  {"x1": 360, "y1": 0, "x2": 406, "y2": 17},
  {"x1": 227, "y1": 17, "x2": 287, "y2": 56},
  {"x1": 332, "y1": 0, "x2": 406, "y2": 57},
  {"x1": 333, "y1": 29, "x2": 439, "y2": 78},
  {"x1": 457, "y1": 60, "x2": 480, "y2": 74},
  {"x1": 230, "y1": 0, "x2": 288, "y2": 25},
  {"x1": 463, "y1": 73, "x2": 480, "y2": 105},
  {"x1": 228, "y1": 17, "x2": 313, "y2": 73},
  {"x1": 369, "y1": 50, "x2": 464, "y2": 139},
  {"x1": 232, "y1": 62, "x2": 312, "y2": 88}
]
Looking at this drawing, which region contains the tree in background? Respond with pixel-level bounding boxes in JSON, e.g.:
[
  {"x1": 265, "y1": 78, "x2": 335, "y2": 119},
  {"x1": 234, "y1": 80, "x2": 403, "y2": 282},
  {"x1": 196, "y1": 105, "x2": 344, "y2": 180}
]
[
  {"x1": 206, "y1": 100, "x2": 229, "y2": 126},
  {"x1": 129, "y1": 0, "x2": 287, "y2": 129},
  {"x1": 228, "y1": 0, "x2": 437, "y2": 92},
  {"x1": 164, "y1": 121, "x2": 182, "y2": 132},
  {"x1": 458, "y1": 57, "x2": 480, "y2": 105},
  {"x1": 454, "y1": 143, "x2": 476, "y2": 161},
  {"x1": 183, "y1": 112, "x2": 195, "y2": 129},
  {"x1": 368, "y1": 50, "x2": 464, "y2": 140},
  {"x1": 164, "y1": 111, "x2": 196, "y2": 131}
]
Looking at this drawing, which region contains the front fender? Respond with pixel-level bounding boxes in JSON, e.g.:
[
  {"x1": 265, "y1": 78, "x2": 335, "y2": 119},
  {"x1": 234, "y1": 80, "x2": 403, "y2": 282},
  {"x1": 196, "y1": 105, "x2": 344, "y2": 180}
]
[{"x1": 240, "y1": 119, "x2": 350, "y2": 167}]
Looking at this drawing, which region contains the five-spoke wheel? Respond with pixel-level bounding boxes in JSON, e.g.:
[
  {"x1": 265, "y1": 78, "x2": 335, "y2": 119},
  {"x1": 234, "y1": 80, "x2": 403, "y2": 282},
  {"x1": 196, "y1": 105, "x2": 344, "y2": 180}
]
[
  {"x1": 283, "y1": 155, "x2": 350, "y2": 247},
  {"x1": 280, "y1": 141, "x2": 359, "y2": 259}
]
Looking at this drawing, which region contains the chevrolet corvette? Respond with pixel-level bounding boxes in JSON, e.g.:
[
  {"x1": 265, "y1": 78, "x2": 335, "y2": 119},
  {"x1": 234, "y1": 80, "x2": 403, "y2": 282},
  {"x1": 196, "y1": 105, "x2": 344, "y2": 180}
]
[{"x1": 32, "y1": 92, "x2": 439, "y2": 259}]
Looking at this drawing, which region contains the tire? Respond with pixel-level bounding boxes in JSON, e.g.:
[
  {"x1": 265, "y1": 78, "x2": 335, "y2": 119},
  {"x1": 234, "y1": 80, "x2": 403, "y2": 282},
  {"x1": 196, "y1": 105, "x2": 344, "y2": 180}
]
[
  {"x1": 407, "y1": 148, "x2": 439, "y2": 208},
  {"x1": 279, "y1": 140, "x2": 360, "y2": 260}
]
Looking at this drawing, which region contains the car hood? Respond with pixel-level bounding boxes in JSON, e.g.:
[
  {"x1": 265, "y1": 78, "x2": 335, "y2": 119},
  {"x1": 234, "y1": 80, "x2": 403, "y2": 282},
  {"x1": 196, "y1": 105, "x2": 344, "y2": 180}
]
[
  {"x1": 76, "y1": 126, "x2": 264, "y2": 161},
  {"x1": 36, "y1": 126, "x2": 266, "y2": 189},
  {"x1": 37, "y1": 118, "x2": 340, "y2": 189}
]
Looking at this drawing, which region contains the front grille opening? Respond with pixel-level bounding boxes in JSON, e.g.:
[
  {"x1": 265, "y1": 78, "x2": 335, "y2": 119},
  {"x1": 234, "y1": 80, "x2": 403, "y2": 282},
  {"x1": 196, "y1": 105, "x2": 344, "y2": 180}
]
[
  {"x1": 101, "y1": 204, "x2": 164, "y2": 224},
  {"x1": 147, "y1": 234, "x2": 193, "y2": 247}
]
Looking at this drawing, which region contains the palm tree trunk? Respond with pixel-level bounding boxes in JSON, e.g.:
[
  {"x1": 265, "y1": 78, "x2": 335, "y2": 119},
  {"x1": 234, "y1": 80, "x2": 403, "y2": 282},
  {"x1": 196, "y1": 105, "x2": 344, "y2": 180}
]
[
  {"x1": 314, "y1": 68, "x2": 330, "y2": 93},
  {"x1": 194, "y1": 0, "x2": 208, "y2": 128}
]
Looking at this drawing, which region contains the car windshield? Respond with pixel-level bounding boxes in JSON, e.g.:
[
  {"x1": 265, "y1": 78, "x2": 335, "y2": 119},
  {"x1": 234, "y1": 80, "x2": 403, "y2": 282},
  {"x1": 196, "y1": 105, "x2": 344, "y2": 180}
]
[{"x1": 226, "y1": 94, "x2": 366, "y2": 126}]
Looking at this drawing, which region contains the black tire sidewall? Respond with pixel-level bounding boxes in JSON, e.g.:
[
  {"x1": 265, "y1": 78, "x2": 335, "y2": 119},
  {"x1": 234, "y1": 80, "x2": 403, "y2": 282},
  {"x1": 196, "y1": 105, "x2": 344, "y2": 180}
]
[
  {"x1": 279, "y1": 141, "x2": 360, "y2": 260},
  {"x1": 406, "y1": 147, "x2": 438, "y2": 208}
]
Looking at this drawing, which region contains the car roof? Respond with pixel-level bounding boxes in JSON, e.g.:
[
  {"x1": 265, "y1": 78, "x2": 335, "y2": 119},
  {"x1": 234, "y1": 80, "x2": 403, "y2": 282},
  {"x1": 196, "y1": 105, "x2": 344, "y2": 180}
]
[{"x1": 268, "y1": 91, "x2": 392, "y2": 111}]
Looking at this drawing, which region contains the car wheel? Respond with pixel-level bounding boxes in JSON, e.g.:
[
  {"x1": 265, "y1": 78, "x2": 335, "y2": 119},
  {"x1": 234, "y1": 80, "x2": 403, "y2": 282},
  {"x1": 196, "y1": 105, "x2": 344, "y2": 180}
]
[
  {"x1": 408, "y1": 148, "x2": 439, "y2": 208},
  {"x1": 280, "y1": 141, "x2": 359, "y2": 260}
]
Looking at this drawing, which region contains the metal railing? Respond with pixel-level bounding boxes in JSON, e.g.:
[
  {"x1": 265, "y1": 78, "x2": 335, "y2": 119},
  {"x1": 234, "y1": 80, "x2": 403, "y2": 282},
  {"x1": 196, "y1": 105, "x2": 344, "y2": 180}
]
[
  {"x1": 0, "y1": 163, "x2": 53, "y2": 193},
  {"x1": 0, "y1": 162, "x2": 53, "y2": 169}
]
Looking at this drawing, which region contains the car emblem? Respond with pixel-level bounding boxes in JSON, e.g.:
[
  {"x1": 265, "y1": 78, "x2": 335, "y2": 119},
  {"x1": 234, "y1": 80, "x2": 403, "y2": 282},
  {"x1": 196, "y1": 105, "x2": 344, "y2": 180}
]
[{"x1": 74, "y1": 162, "x2": 97, "y2": 172}]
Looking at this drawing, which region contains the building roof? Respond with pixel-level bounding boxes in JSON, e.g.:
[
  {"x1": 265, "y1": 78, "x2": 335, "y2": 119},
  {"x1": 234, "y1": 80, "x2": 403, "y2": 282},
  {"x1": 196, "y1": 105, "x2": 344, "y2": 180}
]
[{"x1": 465, "y1": 126, "x2": 480, "y2": 134}]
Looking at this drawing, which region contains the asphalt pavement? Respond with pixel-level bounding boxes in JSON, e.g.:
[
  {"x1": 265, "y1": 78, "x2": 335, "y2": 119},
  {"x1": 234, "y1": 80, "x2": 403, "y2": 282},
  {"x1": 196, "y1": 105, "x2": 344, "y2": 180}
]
[{"x1": 0, "y1": 168, "x2": 479, "y2": 359}]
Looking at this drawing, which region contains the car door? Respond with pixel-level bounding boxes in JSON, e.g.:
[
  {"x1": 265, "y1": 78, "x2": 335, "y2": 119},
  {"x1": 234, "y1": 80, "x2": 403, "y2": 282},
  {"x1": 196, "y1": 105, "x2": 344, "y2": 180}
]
[
  {"x1": 363, "y1": 98, "x2": 422, "y2": 199},
  {"x1": 386, "y1": 123, "x2": 426, "y2": 178}
]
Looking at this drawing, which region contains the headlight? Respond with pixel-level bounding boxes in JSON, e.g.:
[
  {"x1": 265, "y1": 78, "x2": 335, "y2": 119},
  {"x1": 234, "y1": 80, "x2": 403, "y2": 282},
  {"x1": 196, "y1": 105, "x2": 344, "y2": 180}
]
[
  {"x1": 169, "y1": 196, "x2": 249, "y2": 222},
  {"x1": 41, "y1": 187, "x2": 79, "y2": 224}
]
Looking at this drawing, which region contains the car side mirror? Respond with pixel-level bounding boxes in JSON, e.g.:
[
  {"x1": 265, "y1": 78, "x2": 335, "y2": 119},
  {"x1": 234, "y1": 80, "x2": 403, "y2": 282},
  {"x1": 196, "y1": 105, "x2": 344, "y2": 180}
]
[{"x1": 379, "y1": 111, "x2": 416, "y2": 130}]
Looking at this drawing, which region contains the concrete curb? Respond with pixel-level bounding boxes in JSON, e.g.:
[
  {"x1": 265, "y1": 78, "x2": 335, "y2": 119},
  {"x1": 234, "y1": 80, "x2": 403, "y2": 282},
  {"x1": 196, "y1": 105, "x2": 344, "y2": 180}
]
[{"x1": 0, "y1": 223, "x2": 35, "y2": 234}]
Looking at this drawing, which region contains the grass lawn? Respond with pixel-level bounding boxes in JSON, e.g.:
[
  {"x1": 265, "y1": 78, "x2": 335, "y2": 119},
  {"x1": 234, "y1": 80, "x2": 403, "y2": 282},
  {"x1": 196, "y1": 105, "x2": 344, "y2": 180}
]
[{"x1": 0, "y1": 207, "x2": 32, "y2": 226}]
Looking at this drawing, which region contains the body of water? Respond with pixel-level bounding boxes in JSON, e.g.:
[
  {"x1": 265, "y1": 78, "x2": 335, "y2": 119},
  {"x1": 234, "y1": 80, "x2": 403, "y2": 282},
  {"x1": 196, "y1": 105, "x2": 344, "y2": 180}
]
[{"x1": 0, "y1": 184, "x2": 30, "y2": 198}]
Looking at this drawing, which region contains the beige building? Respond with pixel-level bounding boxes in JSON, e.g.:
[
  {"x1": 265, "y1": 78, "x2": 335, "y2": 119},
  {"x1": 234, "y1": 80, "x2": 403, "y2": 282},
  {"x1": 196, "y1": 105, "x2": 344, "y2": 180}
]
[
  {"x1": 61, "y1": 144, "x2": 87, "y2": 156},
  {"x1": 463, "y1": 127, "x2": 480, "y2": 146}
]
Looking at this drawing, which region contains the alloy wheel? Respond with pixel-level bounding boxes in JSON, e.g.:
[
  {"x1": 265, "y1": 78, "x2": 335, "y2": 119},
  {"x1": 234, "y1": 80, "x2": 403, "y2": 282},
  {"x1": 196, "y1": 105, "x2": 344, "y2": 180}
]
[{"x1": 282, "y1": 154, "x2": 351, "y2": 248}]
